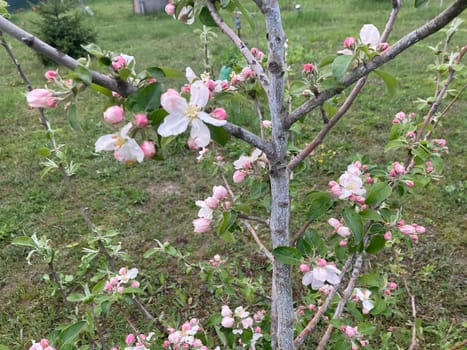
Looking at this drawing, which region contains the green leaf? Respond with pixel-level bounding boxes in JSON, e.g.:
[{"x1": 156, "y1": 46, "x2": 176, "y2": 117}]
[
  {"x1": 67, "y1": 105, "x2": 81, "y2": 131},
  {"x1": 306, "y1": 191, "x2": 333, "y2": 220},
  {"x1": 59, "y1": 320, "x2": 87, "y2": 346},
  {"x1": 332, "y1": 55, "x2": 353, "y2": 81},
  {"x1": 415, "y1": 0, "x2": 428, "y2": 8},
  {"x1": 365, "y1": 182, "x2": 392, "y2": 206},
  {"x1": 126, "y1": 82, "x2": 163, "y2": 113},
  {"x1": 342, "y1": 207, "x2": 363, "y2": 244},
  {"x1": 0, "y1": 344, "x2": 10, "y2": 350},
  {"x1": 81, "y1": 43, "x2": 103, "y2": 57},
  {"x1": 38, "y1": 147, "x2": 51, "y2": 157},
  {"x1": 208, "y1": 125, "x2": 230, "y2": 146},
  {"x1": 366, "y1": 235, "x2": 386, "y2": 254},
  {"x1": 90, "y1": 83, "x2": 112, "y2": 97},
  {"x1": 359, "y1": 272, "x2": 382, "y2": 288},
  {"x1": 271, "y1": 246, "x2": 302, "y2": 265},
  {"x1": 297, "y1": 229, "x2": 327, "y2": 257},
  {"x1": 199, "y1": 6, "x2": 216, "y2": 26},
  {"x1": 67, "y1": 293, "x2": 87, "y2": 302},
  {"x1": 373, "y1": 69, "x2": 398, "y2": 95},
  {"x1": 319, "y1": 55, "x2": 336, "y2": 68},
  {"x1": 122, "y1": 287, "x2": 144, "y2": 294},
  {"x1": 359, "y1": 209, "x2": 382, "y2": 222},
  {"x1": 384, "y1": 138, "x2": 405, "y2": 152},
  {"x1": 217, "y1": 211, "x2": 237, "y2": 236},
  {"x1": 146, "y1": 67, "x2": 166, "y2": 80},
  {"x1": 159, "y1": 66, "x2": 185, "y2": 79},
  {"x1": 73, "y1": 65, "x2": 92, "y2": 85},
  {"x1": 98, "y1": 56, "x2": 112, "y2": 67},
  {"x1": 12, "y1": 236, "x2": 35, "y2": 248}
]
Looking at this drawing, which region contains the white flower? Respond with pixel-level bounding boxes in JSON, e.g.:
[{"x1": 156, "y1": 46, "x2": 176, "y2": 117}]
[
  {"x1": 195, "y1": 200, "x2": 213, "y2": 219},
  {"x1": 354, "y1": 288, "x2": 374, "y2": 313},
  {"x1": 186, "y1": 67, "x2": 197, "y2": 84},
  {"x1": 157, "y1": 81, "x2": 226, "y2": 148},
  {"x1": 119, "y1": 267, "x2": 138, "y2": 283},
  {"x1": 360, "y1": 24, "x2": 380, "y2": 49},
  {"x1": 234, "y1": 306, "x2": 249, "y2": 318},
  {"x1": 95, "y1": 122, "x2": 144, "y2": 163},
  {"x1": 302, "y1": 264, "x2": 342, "y2": 290},
  {"x1": 338, "y1": 172, "x2": 366, "y2": 199}
]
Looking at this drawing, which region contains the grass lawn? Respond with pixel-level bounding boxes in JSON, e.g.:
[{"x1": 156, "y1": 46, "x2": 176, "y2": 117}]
[{"x1": 0, "y1": 0, "x2": 465, "y2": 348}]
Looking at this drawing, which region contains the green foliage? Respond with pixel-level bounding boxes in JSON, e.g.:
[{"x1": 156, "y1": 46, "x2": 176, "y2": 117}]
[{"x1": 35, "y1": 0, "x2": 96, "y2": 63}]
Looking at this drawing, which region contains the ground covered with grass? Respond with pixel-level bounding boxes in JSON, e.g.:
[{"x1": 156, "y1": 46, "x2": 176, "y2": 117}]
[{"x1": 0, "y1": 0, "x2": 465, "y2": 349}]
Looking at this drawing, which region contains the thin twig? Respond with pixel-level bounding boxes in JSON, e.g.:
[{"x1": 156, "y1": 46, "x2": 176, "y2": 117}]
[
  {"x1": 242, "y1": 221, "x2": 274, "y2": 262},
  {"x1": 294, "y1": 255, "x2": 354, "y2": 348},
  {"x1": 316, "y1": 254, "x2": 364, "y2": 350},
  {"x1": 290, "y1": 218, "x2": 314, "y2": 245},
  {"x1": 237, "y1": 212, "x2": 269, "y2": 226},
  {"x1": 401, "y1": 275, "x2": 418, "y2": 350}
]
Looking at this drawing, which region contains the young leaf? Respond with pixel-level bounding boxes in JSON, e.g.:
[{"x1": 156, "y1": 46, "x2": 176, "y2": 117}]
[
  {"x1": 199, "y1": 6, "x2": 216, "y2": 26},
  {"x1": 365, "y1": 235, "x2": 386, "y2": 254},
  {"x1": 90, "y1": 83, "x2": 112, "y2": 97},
  {"x1": 66, "y1": 293, "x2": 87, "y2": 303},
  {"x1": 208, "y1": 125, "x2": 230, "y2": 146},
  {"x1": 11, "y1": 236, "x2": 35, "y2": 248},
  {"x1": 217, "y1": 211, "x2": 237, "y2": 236},
  {"x1": 306, "y1": 191, "x2": 333, "y2": 220},
  {"x1": 67, "y1": 104, "x2": 81, "y2": 131},
  {"x1": 59, "y1": 320, "x2": 87, "y2": 345},
  {"x1": 342, "y1": 207, "x2": 363, "y2": 244},
  {"x1": 373, "y1": 69, "x2": 398, "y2": 95},
  {"x1": 365, "y1": 182, "x2": 392, "y2": 206},
  {"x1": 271, "y1": 246, "x2": 302, "y2": 265},
  {"x1": 126, "y1": 82, "x2": 163, "y2": 113},
  {"x1": 332, "y1": 55, "x2": 353, "y2": 81}
]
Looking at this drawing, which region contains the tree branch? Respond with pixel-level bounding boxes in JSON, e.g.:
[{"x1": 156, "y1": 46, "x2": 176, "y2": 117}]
[
  {"x1": 206, "y1": 0, "x2": 270, "y2": 93},
  {"x1": 223, "y1": 121, "x2": 274, "y2": 155},
  {"x1": 287, "y1": 0, "x2": 466, "y2": 126},
  {"x1": 242, "y1": 220, "x2": 274, "y2": 262},
  {"x1": 0, "y1": 16, "x2": 136, "y2": 97}
]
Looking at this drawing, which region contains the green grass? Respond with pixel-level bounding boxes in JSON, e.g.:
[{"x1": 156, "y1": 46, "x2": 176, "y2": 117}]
[{"x1": 0, "y1": 0, "x2": 466, "y2": 348}]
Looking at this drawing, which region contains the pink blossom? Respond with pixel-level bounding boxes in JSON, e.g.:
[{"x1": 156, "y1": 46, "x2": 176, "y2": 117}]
[
  {"x1": 112, "y1": 56, "x2": 127, "y2": 71},
  {"x1": 343, "y1": 37, "x2": 356, "y2": 48},
  {"x1": 251, "y1": 47, "x2": 265, "y2": 60},
  {"x1": 308, "y1": 304, "x2": 316, "y2": 311},
  {"x1": 193, "y1": 217, "x2": 211, "y2": 233},
  {"x1": 224, "y1": 201, "x2": 231, "y2": 209},
  {"x1": 135, "y1": 113, "x2": 149, "y2": 127},
  {"x1": 387, "y1": 282, "x2": 397, "y2": 290},
  {"x1": 343, "y1": 325, "x2": 358, "y2": 338},
  {"x1": 204, "y1": 196, "x2": 219, "y2": 209},
  {"x1": 414, "y1": 224, "x2": 426, "y2": 234},
  {"x1": 181, "y1": 322, "x2": 191, "y2": 332},
  {"x1": 240, "y1": 66, "x2": 254, "y2": 79},
  {"x1": 317, "y1": 258, "x2": 327, "y2": 266},
  {"x1": 205, "y1": 79, "x2": 216, "y2": 91},
  {"x1": 262, "y1": 120, "x2": 272, "y2": 128},
  {"x1": 407, "y1": 130, "x2": 415, "y2": 138},
  {"x1": 405, "y1": 180, "x2": 414, "y2": 187},
  {"x1": 384, "y1": 289, "x2": 391, "y2": 296},
  {"x1": 40, "y1": 339, "x2": 50, "y2": 348},
  {"x1": 103, "y1": 105, "x2": 125, "y2": 124},
  {"x1": 299, "y1": 264, "x2": 310, "y2": 273},
  {"x1": 27, "y1": 89, "x2": 57, "y2": 108},
  {"x1": 125, "y1": 334, "x2": 135, "y2": 345},
  {"x1": 339, "y1": 239, "x2": 348, "y2": 247},
  {"x1": 242, "y1": 317, "x2": 254, "y2": 329},
  {"x1": 378, "y1": 42, "x2": 390, "y2": 51},
  {"x1": 165, "y1": 2, "x2": 175, "y2": 16},
  {"x1": 141, "y1": 141, "x2": 156, "y2": 158},
  {"x1": 399, "y1": 224, "x2": 416, "y2": 235},
  {"x1": 212, "y1": 185, "x2": 228, "y2": 201},
  {"x1": 131, "y1": 281, "x2": 140, "y2": 288},
  {"x1": 329, "y1": 183, "x2": 343, "y2": 197},
  {"x1": 221, "y1": 316, "x2": 234, "y2": 328},
  {"x1": 384, "y1": 231, "x2": 392, "y2": 240},
  {"x1": 392, "y1": 161, "x2": 406, "y2": 175},
  {"x1": 433, "y1": 138, "x2": 446, "y2": 147},
  {"x1": 221, "y1": 305, "x2": 232, "y2": 317},
  {"x1": 411, "y1": 235, "x2": 419, "y2": 243},
  {"x1": 44, "y1": 70, "x2": 58, "y2": 81},
  {"x1": 211, "y1": 107, "x2": 227, "y2": 120},
  {"x1": 233, "y1": 170, "x2": 246, "y2": 183},
  {"x1": 192, "y1": 339, "x2": 202, "y2": 347},
  {"x1": 303, "y1": 63, "x2": 315, "y2": 73}
]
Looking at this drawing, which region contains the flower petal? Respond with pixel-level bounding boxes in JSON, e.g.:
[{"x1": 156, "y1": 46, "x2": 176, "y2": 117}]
[
  {"x1": 158, "y1": 113, "x2": 189, "y2": 137},
  {"x1": 198, "y1": 111, "x2": 227, "y2": 127},
  {"x1": 95, "y1": 134, "x2": 117, "y2": 152},
  {"x1": 190, "y1": 118, "x2": 211, "y2": 148},
  {"x1": 118, "y1": 139, "x2": 145, "y2": 163},
  {"x1": 161, "y1": 90, "x2": 187, "y2": 115},
  {"x1": 302, "y1": 271, "x2": 314, "y2": 286},
  {"x1": 186, "y1": 67, "x2": 197, "y2": 83},
  {"x1": 190, "y1": 81, "x2": 209, "y2": 108},
  {"x1": 360, "y1": 24, "x2": 380, "y2": 49}
]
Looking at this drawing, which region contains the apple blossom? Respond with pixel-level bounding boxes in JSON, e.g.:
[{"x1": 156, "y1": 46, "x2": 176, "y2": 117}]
[
  {"x1": 233, "y1": 170, "x2": 246, "y2": 183},
  {"x1": 26, "y1": 89, "x2": 57, "y2": 108},
  {"x1": 211, "y1": 107, "x2": 227, "y2": 121},
  {"x1": 95, "y1": 123, "x2": 145, "y2": 163},
  {"x1": 119, "y1": 267, "x2": 138, "y2": 283},
  {"x1": 221, "y1": 305, "x2": 232, "y2": 317},
  {"x1": 135, "y1": 113, "x2": 149, "y2": 127},
  {"x1": 338, "y1": 172, "x2": 366, "y2": 199},
  {"x1": 112, "y1": 55, "x2": 127, "y2": 71},
  {"x1": 354, "y1": 288, "x2": 374, "y2": 313},
  {"x1": 262, "y1": 120, "x2": 272, "y2": 128},
  {"x1": 299, "y1": 263, "x2": 310, "y2": 273},
  {"x1": 192, "y1": 217, "x2": 211, "y2": 233},
  {"x1": 302, "y1": 259, "x2": 342, "y2": 290},
  {"x1": 387, "y1": 282, "x2": 398, "y2": 290},
  {"x1": 125, "y1": 334, "x2": 135, "y2": 345},
  {"x1": 360, "y1": 24, "x2": 380, "y2": 49},
  {"x1": 303, "y1": 63, "x2": 314, "y2": 73},
  {"x1": 103, "y1": 105, "x2": 125, "y2": 124},
  {"x1": 165, "y1": 1, "x2": 175, "y2": 16},
  {"x1": 212, "y1": 185, "x2": 228, "y2": 201},
  {"x1": 384, "y1": 231, "x2": 392, "y2": 240},
  {"x1": 140, "y1": 141, "x2": 156, "y2": 158},
  {"x1": 177, "y1": 5, "x2": 194, "y2": 25},
  {"x1": 204, "y1": 196, "x2": 219, "y2": 209},
  {"x1": 158, "y1": 81, "x2": 226, "y2": 148},
  {"x1": 44, "y1": 70, "x2": 58, "y2": 81},
  {"x1": 344, "y1": 36, "x2": 356, "y2": 48},
  {"x1": 399, "y1": 224, "x2": 416, "y2": 235}
]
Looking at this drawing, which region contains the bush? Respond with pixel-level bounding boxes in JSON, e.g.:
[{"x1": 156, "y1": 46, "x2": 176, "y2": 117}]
[{"x1": 35, "y1": 0, "x2": 96, "y2": 63}]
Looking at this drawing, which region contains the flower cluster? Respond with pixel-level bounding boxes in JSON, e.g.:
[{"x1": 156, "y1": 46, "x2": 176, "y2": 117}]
[
  {"x1": 340, "y1": 325, "x2": 369, "y2": 349},
  {"x1": 352, "y1": 288, "x2": 374, "y2": 314},
  {"x1": 26, "y1": 70, "x2": 73, "y2": 109},
  {"x1": 103, "y1": 267, "x2": 140, "y2": 294},
  {"x1": 121, "y1": 332, "x2": 154, "y2": 350},
  {"x1": 397, "y1": 220, "x2": 426, "y2": 243},
  {"x1": 232, "y1": 148, "x2": 267, "y2": 183},
  {"x1": 208, "y1": 254, "x2": 226, "y2": 267},
  {"x1": 164, "y1": 319, "x2": 207, "y2": 349},
  {"x1": 193, "y1": 185, "x2": 230, "y2": 233},
  {"x1": 338, "y1": 24, "x2": 389, "y2": 57},
  {"x1": 392, "y1": 111, "x2": 415, "y2": 125},
  {"x1": 220, "y1": 306, "x2": 265, "y2": 348},
  {"x1": 301, "y1": 258, "x2": 342, "y2": 290},
  {"x1": 328, "y1": 161, "x2": 367, "y2": 201},
  {"x1": 29, "y1": 339, "x2": 55, "y2": 350}
]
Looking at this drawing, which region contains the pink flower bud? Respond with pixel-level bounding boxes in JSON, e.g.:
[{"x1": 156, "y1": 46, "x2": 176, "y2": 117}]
[
  {"x1": 405, "y1": 180, "x2": 414, "y2": 187},
  {"x1": 110, "y1": 277, "x2": 119, "y2": 285},
  {"x1": 387, "y1": 282, "x2": 397, "y2": 290},
  {"x1": 433, "y1": 138, "x2": 446, "y2": 147},
  {"x1": 204, "y1": 196, "x2": 219, "y2": 209},
  {"x1": 112, "y1": 56, "x2": 127, "y2": 71},
  {"x1": 317, "y1": 258, "x2": 327, "y2": 267},
  {"x1": 339, "y1": 239, "x2": 348, "y2": 247},
  {"x1": 181, "y1": 322, "x2": 191, "y2": 332},
  {"x1": 162, "y1": 340, "x2": 170, "y2": 348},
  {"x1": 213, "y1": 185, "x2": 228, "y2": 200},
  {"x1": 192, "y1": 339, "x2": 202, "y2": 347},
  {"x1": 40, "y1": 339, "x2": 50, "y2": 348},
  {"x1": 131, "y1": 281, "x2": 140, "y2": 288},
  {"x1": 103, "y1": 105, "x2": 125, "y2": 124},
  {"x1": 117, "y1": 286, "x2": 124, "y2": 293},
  {"x1": 303, "y1": 63, "x2": 315, "y2": 73},
  {"x1": 262, "y1": 120, "x2": 272, "y2": 128},
  {"x1": 221, "y1": 305, "x2": 232, "y2": 317},
  {"x1": 308, "y1": 304, "x2": 316, "y2": 311},
  {"x1": 343, "y1": 37, "x2": 356, "y2": 48},
  {"x1": 44, "y1": 70, "x2": 58, "y2": 81},
  {"x1": 211, "y1": 107, "x2": 227, "y2": 121},
  {"x1": 323, "y1": 316, "x2": 329, "y2": 321},
  {"x1": 165, "y1": 2, "x2": 175, "y2": 16},
  {"x1": 205, "y1": 79, "x2": 216, "y2": 91},
  {"x1": 193, "y1": 218, "x2": 211, "y2": 233},
  {"x1": 141, "y1": 141, "x2": 156, "y2": 158},
  {"x1": 221, "y1": 316, "x2": 234, "y2": 328},
  {"x1": 125, "y1": 334, "x2": 135, "y2": 345},
  {"x1": 119, "y1": 267, "x2": 127, "y2": 275},
  {"x1": 384, "y1": 231, "x2": 392, "y2": 240},
  {"x1": 242, "y1": 317, "x2": 254, "y2": 329},
  {"x1": 384, "y1": 289, "x2": 391, "y2": 296},
  {"x1": 299, "y1": 264, "x2": 310, "y2": 273},
  {"x1": 180, "y1": 84, "x2": 191, "y2": 93},
  {"x1": 378, "y1": 42, "x2": 390, "y2": 51},
  {"x1": 135, "y1": 113, "x2": 149, "y2": 127},
  {"x1": 27, "y1": 89, "x2": 57, "y2": 108},
  {"x1": 407, "y1": 131, "x2": 415, "y2": 138},
  {"x1": 399, "y1": 224, "x2": 416, "y2": 235},
  {"x1": 328, "y1": 217, "x2": 341, "y2": 230},
  {"x1": 224, "y1": 201, "x2": 231, "y2": 209},
  {"x1": 329, "y1": 184, "x2": 343, "y2": 197},
  {"x1": 233, "y1": 170, "x2": 246, "y2": 183},
  {"x1": 411, "y1": 234, "x2": 419, "y2": 243}
]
